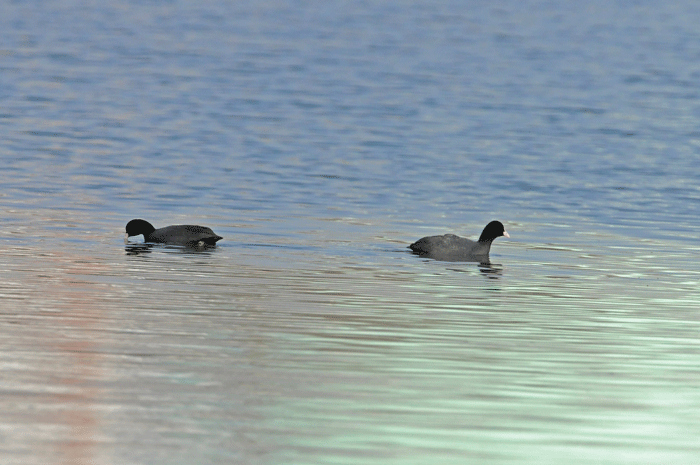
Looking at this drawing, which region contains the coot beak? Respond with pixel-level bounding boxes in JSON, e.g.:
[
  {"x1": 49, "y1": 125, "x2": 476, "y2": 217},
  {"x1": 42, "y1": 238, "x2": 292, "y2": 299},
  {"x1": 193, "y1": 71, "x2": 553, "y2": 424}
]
[
  {"x1": 124, "y1": 232, "x2": 129, "y2": 244},
  {"x1": 503, "y1": 230, "x2": 510, "y2": 238}
]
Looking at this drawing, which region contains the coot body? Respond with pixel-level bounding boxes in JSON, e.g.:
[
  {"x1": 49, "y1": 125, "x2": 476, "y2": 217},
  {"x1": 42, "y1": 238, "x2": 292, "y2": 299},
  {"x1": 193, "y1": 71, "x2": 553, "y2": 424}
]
[
  {"x1": 409, "y1": 220, "x2": 508, "y2": 262},
  {"x1": 125, "y1": 219, "x2": 222, "y2": 247}
]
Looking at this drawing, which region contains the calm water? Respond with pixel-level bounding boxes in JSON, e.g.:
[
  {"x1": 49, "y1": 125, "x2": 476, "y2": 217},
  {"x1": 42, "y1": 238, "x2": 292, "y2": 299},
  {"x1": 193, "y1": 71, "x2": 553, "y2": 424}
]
[{"x1": 2, "y1": 1, "x2": 700, "y2": 464}]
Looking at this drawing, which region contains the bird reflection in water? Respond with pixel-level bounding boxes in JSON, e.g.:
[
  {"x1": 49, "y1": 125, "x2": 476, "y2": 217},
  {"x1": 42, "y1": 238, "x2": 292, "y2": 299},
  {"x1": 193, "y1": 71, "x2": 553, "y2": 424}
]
[
  {"x1": 445, "y1": 261, "x2": 502, "y2": 278},
  {"x1": 124, "y1": 243, "x2": 219, "y2": 256},
  {"x1": 478, "y1": 262, "x2": 503, "y2": 278}
]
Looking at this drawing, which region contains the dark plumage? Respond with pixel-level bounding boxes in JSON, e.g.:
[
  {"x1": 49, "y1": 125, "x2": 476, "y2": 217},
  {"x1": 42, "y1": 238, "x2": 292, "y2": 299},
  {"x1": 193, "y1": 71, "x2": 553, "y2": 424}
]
[
  {"x1": 125, "y1": 219, "x2": 223, "y2": 247},
  {"x1": 409, "y1": 220, "x2": 509, "y2": 262}
]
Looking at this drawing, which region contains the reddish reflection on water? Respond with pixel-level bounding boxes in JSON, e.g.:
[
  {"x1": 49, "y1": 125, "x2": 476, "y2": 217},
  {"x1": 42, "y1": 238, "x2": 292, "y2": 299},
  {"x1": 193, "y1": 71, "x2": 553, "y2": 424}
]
[{"x1": 2, "y1": 247, "x2": 107, "y2": 465}]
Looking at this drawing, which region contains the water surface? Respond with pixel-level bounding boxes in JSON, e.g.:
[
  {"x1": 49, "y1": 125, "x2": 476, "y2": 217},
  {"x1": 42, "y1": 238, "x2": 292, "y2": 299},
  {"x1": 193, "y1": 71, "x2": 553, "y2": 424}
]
[{"x1": 2, "y1": 1, "x2": 700, "y2": 464}]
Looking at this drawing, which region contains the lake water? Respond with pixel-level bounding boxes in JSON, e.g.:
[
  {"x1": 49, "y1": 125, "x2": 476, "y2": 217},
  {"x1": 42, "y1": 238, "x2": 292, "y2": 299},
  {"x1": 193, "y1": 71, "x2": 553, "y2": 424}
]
[{"x1": 2, "y1": 0, "x2": 700, "y2": 464}]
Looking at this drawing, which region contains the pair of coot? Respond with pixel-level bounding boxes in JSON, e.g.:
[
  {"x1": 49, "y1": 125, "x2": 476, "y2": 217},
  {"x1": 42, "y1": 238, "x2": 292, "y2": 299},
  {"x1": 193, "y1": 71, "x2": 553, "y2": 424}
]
[{"x1": 125, "y1": 218, "x2": 509, "y2": 261}]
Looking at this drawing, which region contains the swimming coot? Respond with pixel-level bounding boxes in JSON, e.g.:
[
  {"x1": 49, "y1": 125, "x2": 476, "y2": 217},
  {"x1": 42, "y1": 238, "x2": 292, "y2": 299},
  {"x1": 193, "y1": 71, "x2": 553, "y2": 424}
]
[
  {"x1": 409, "y1": 220, "x2": 509, "y2": 262},
  {"x1": 125, "y1": 219, "x2": 223, "y2": 246}
]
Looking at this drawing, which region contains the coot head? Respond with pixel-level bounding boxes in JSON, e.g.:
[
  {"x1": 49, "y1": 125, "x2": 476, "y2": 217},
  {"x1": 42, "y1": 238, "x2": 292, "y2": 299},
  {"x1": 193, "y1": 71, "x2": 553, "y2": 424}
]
[
  {"x1": 125, "y1": 219, "x2": 156, "y2": 238},
  {"x1": 478, "y1": 221, "x2": 510, "y2": 243}
]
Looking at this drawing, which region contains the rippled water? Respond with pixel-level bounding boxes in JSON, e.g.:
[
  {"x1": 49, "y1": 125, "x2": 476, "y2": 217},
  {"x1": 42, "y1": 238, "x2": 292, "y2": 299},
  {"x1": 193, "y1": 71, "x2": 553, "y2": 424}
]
[{"x1": 2, "y1": 0, "x2": 700, "y2": 464}]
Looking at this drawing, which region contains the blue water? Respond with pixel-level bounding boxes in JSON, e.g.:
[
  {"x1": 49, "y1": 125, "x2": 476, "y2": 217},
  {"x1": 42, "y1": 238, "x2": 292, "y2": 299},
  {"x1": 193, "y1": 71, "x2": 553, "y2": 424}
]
[{"x1": 2, "y1": 1, "x2": 700, "y2": 464}]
